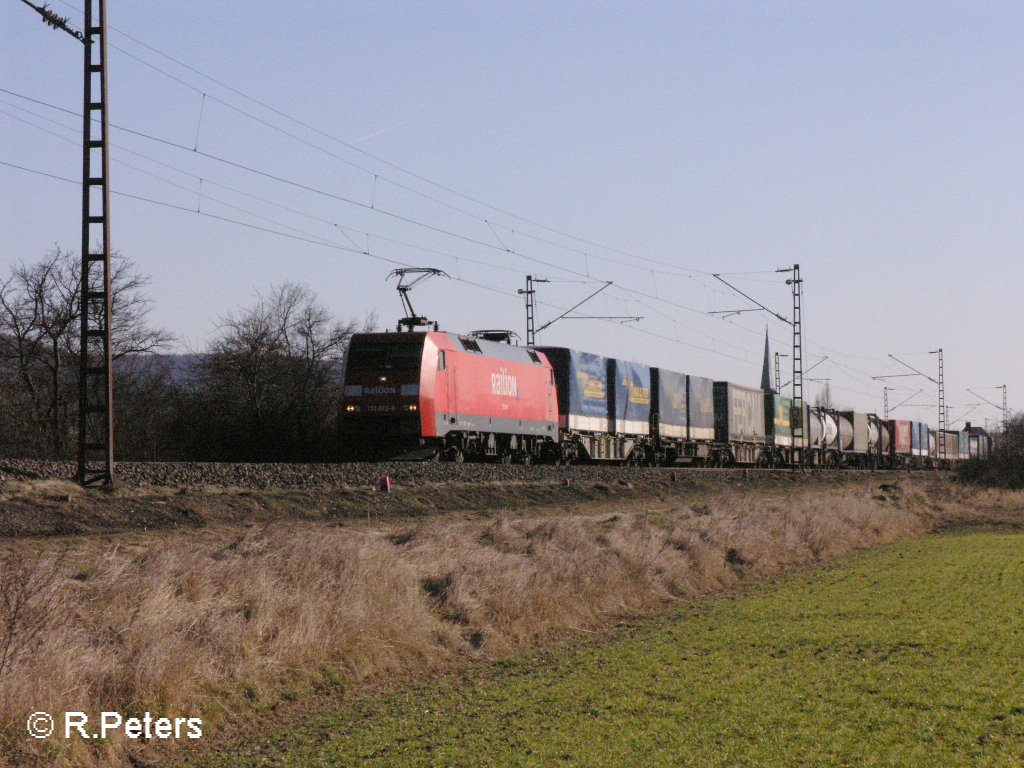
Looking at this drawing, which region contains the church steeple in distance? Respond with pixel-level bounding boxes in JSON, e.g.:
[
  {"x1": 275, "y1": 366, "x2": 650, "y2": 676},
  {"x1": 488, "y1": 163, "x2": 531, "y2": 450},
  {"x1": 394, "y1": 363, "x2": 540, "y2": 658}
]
[{"x1": 761, "y1": 327, "x2": 774, "y2": 393}]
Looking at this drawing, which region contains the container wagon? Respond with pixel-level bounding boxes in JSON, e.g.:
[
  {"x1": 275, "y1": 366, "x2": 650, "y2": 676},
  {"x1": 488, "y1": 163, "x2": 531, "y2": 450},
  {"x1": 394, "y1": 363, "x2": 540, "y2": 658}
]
[
  {"x1": 650, "y1": 369, "x2": 714, "y2": 465},
  {"x1": 764, "y1": 393, "x2": 794, "y2": 466},
  {"x1": 807, "y1": 407, "x2": 840, "y2": 466},
  {"x1": 958, "y1": 430, "x2": 971, "y2": 461},
  {"x1": 537, "y1": 346, "x2": 614, "y2": 462},
  {"x1": 936, "y1": 429, "x2": 959, "y2": 467},
  {"x1": 537, "y1": 347, "x2": 654, "y2": 464},
  {"x1": 713, "y1": 382, "x2": 766, "y2": 465},
  {"x1": 911, "y1": 421, "x2": 929, "y2": 467},
  {"x1": 888, "y1": 420, "x2": 913, "y2": 469},
  {"x1": 838, "y1": 411, "x2": 875, "y2": 468},
  {"x1": 613, "y1": 358, "x2": 654, "y2": 464},
  {"x1": 874, "y1": 416, "x2": 890, "y2": 467}
]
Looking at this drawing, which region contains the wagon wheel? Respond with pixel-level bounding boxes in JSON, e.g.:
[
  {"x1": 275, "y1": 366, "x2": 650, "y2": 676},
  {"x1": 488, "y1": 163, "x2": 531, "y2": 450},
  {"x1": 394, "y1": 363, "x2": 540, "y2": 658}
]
[{"x1": 561, "y1": 442, "x2": 581, "y2": 465}]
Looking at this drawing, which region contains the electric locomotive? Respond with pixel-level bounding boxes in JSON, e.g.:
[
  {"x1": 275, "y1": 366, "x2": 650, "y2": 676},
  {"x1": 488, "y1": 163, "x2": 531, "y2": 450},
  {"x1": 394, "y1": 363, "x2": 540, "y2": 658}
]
[{"x1": 339, "y1": 331, "x2": 558, "y2": 462}]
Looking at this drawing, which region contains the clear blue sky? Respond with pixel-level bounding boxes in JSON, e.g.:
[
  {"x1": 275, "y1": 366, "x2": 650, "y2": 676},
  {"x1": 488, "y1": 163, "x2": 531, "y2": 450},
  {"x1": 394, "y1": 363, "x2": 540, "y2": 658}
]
[{"x1": 2, "y1": 1, "x2": 1021, "y2": 428}]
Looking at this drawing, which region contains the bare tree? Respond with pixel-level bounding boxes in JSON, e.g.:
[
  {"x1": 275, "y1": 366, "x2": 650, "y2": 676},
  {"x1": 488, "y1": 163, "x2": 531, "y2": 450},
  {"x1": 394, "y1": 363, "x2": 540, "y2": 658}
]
[
  {"x1": 0, "y1": 247, "x2": 173, "y2": 458},
  {"x1": 188, "y1": 283, "x2": 374, "y2": 460},
  {"x1": 0, "y1": 248, "x2": 80, "y2": 455}
]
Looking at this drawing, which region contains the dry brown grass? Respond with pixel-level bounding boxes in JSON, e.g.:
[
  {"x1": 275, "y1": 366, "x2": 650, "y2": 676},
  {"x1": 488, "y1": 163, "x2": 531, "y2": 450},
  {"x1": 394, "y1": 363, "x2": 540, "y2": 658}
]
[{"x1": 0, "y1": 478, "x2": 1015, "y2": 766}]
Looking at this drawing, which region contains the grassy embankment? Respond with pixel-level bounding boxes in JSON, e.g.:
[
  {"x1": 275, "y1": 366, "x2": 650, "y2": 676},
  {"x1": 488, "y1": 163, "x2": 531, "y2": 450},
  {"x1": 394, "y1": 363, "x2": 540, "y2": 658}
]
[
  {"x1": 188, "y1": 532, "x2": 1024, "y2": 767},
  {"x1": 0, "y1": 476, "x2": 1020, "y2": 766}
]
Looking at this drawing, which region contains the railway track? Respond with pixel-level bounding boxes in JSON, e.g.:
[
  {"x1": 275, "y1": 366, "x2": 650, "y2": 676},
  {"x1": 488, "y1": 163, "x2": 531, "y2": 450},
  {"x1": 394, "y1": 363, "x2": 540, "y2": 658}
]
[{"x1": 0, "y1": 458, "x2": 932, "y2": 491}]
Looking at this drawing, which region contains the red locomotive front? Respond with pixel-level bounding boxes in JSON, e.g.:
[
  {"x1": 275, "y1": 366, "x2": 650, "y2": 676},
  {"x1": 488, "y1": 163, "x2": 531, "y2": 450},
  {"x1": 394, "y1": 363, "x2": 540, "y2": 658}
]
[{"x1": 339, "y1": 331, "x2": 558, "y2": 461}]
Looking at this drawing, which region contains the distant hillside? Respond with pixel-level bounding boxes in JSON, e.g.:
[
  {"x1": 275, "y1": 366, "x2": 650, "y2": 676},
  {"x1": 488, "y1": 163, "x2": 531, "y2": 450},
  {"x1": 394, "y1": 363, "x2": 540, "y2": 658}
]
[{"x1": 109, "y1": 352, "x2": 201, "y2": 385}]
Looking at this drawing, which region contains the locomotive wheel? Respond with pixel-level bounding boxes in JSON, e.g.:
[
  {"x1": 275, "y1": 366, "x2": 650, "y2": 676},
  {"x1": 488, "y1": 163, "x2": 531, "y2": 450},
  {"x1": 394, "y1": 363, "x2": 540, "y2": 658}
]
[
  {"x1": 539, "y1": 442, "x2": 559, "y2": 465},
  {"x1": 442, "y1": 447, "x2": 465, "y2": 463}
]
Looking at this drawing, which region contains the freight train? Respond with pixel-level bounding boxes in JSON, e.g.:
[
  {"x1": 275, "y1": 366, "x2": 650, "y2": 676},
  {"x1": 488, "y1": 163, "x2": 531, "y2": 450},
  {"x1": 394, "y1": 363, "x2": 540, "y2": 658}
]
[{"x1": 338, "y1": 331, "x2": 992, "y2": 468}]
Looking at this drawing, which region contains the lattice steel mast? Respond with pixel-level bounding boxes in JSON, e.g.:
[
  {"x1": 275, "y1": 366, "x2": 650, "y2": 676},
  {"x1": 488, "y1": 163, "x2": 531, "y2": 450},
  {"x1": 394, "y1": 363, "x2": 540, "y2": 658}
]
[
  {"x1": 786, "y1": 265, "x2": 804, "y2": 464},
  {"x1": 518, "y1": 275, "x2": 547, "y2": 346},
  {"x1": 1003, "y1": 385, "x2": 1009, "y2": 434},
  {"x1": 16, "y1": 0, "x2": 114, "y2": 485},
  {"x1": 935, "y1": 348, "x2": 945, "y2": 463},
  {"x1": 78, "y1": 0, "x2": 115, "y2": 485}
]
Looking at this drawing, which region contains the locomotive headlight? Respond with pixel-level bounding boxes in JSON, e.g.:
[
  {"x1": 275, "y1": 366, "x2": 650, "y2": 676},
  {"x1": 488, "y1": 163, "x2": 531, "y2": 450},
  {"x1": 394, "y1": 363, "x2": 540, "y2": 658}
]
[
  {"x1": 404, "y1": 403, "x2": 419, "y2": 412},
  {"x1": 345, "y1": 404, "x2": 359, "y2": 412}
]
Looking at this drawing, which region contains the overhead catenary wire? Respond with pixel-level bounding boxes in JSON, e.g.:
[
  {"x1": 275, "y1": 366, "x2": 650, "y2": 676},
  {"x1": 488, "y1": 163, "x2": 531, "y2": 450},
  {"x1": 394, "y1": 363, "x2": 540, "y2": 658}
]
[
  {"x1": 4, "y1": 78, "x2": 771, "y2": 317},
  {"x1": 0, "y1": 101, "x2": 543, "y2": 274},
  {"x1": 50, "y1": 0, "x2": 720, "y2": 279},
  {"x1": 0, "y1": 147, "x2": 925, "y2": 397},
  {"x1": 8, "y1": 4, "x2": 997, "y2": 415},
  {"x1": 0, "y1": 87, "x2": 764, "y2": 358},
  {"x1": 3, "y1": 18, "x2": 981, "y2": 403},
  {"x1": 1, "y1": 159, "x2": 754, "y2": 365},
  {"x1": 0, "y1": 102, "x2": 720, "y2": 313},
  {"x1": 0, "y1": 90, "x2": 686, "y2": 297},
  {"x1": 42, "y1": 2, "x2": 715, "y2": 282}
]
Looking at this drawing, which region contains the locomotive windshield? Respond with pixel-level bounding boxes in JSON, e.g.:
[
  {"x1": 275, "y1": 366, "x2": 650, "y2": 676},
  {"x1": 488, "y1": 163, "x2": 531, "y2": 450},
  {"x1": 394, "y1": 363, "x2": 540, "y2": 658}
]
[{"x1": 347, "y1": 341, "x2": 423, "y2": 371}]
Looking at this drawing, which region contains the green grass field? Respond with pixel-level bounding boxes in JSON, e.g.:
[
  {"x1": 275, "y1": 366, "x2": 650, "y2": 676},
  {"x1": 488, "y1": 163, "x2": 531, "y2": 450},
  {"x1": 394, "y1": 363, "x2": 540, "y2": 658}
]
[{"x1": 190, "y1": 533, "x2": 1024, "y2": 767}]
